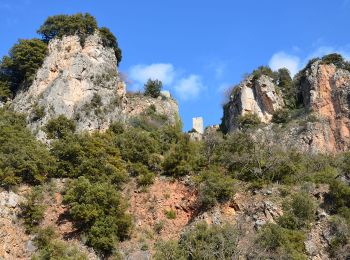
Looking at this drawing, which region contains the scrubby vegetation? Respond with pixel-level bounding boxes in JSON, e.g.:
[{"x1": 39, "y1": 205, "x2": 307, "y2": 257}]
[{"x1": 144, "y1": 79, "x2": 163, "y2": 98}]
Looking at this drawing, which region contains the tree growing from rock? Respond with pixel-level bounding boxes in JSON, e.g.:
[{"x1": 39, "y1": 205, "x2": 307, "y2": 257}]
[{"x1": 144, "y1": 79, "x2": 162, "y2": 98}]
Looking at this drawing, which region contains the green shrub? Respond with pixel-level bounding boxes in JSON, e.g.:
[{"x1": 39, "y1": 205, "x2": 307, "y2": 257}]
[
  {"x1": 290, "y1": 192, "x2": 316, "y2": 225},
  {"x1": 129, "y1": 162, "x2": 155, "y2": 186},
  {"x1": 162, "y1": 135, "x2": 199, "y2": 177},
  {"x1": 0, "y1": 39, "x2": 47, "y2": 95},
  {"x1": 0, "y1": 109, "x2": 56, "y2": 187},
  {"x1": 179, "y1": 222, "x2": 239, "y2": 260},
  {"x1": 20, "y1": 186, "x2": 46, "y2": 231},
  {"x1": 32, "y1": 104, "x2": 46, "y2": 121},
  {"x1": 321, "y1": 53, "x2": 350, "y2": 71},
  {"x1": 99, "y1": 27, "x2": 122, "y2": 65},
  {"x1": 164, "y1": 209, "x2": 176, "y2": 219},
  {"x1": 236, "y1": 113, "x2": 261, "y2": 129},
  {"x1": 272, "y1": 109, "x2": 290, "y2": 124},
  {"x1": 257, "y1": 223, "x2": 306, "y2": 259},
  {"x1": 252, "y1": 66, "x2": 277, "y2": 82},
  {"x1": 154, "y1": 240, "x2": 186, "y2": 260},
  {"x1": 63, "y1": 177, "x2": 132, "y2": 255},
  {"x1": 44, "y1": 115, "x2": 76, "y2": 139},
  {"x1": 51, "y1": 133, "x2": 128, "y2": 185},
  {"x1": 32, "y1": 226, "x2": 88, "y2": 260},
  {"x1": 144, "y1": 79, "x2": 162, "y2": 98},
  {"x1": 197, "y1": 167, "x2": 235, "y2": 209}
]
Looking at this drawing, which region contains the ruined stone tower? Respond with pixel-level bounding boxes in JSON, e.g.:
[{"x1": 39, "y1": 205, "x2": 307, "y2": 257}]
[{"x1": 192, "y1": 117, "x2": 204, "y2": 134}]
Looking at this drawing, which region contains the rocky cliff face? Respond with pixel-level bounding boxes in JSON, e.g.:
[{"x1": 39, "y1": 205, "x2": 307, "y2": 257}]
[
  {"x1": 222, "y1": 75, "x2": 284, "y2": 132},
  {"x1": 12, "y1": 34, "x2": 178, "y2": 140},
  {"x1": 222, "y1": 61, "x2": 350, "y2": 153}
]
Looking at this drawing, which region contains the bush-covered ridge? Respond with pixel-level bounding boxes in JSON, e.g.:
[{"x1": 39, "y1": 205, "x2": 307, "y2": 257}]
[{"x1": 0, "y1": 13, "x2": 122, "y2": 100}]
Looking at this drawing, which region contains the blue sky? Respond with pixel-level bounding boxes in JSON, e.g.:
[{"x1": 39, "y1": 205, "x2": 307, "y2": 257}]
[{"x1": 1, "y1": 0, "x2": 350, "y2": 130}]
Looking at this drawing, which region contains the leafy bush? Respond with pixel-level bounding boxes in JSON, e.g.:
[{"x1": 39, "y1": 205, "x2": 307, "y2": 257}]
[
  {"x1": 252, "y1": 66, "x2": 277, "y2": 82},
  {"x1": 63, "y1": 177, "x2": 132, "y2": 255},
  {"x1": 197, "y1": 167, "x2": 235, "y2": 209},
  {"x1": 144, "y1": 79, "x2": 162, "y2": 98},
  {"x1": 32, "y1": 226, "x2": 88, "y2": 260},
  {"x1": 154, "y1": 240, "x2": 186, "y2": 260},
  {"x1": 129, "y1": 162, "x2": 155, "y2": 186},
  {"x1": 44, "y1": 115, "x2": 76, "y2": 139},
  {"x1": 272, "y1": 109, "x2": 290, "y2": 124},
  {"x1": 257, "y1": 223, "x2": 306, "y2": 259},
  {"x1": 321, "y1": 53, "x2": 350, "y2": 71},
  {"x1": 179, "y1": 222, "x2": 239, "y2": 259},
  {"x1": 99, "y1": 27, "x2": 122, "y2": 65},
  {"x1": 0, "y1": 109, "x2": 56, "y2": 187},
  {"x1": 236, "y1": 113, "x2": 261, "y2": 129},
  {"x1": 0, "y1": 39, "x2": 47, "y2": 95},
  {"x1": 51, "y1": 133, "x2": 128, "y2": 185},
  {"x1": 162, "y1": 135, "x2": 199, "y2": 177},
  {"x1": 164, "y1": 209, "x2": 176, "y2": 219},
  {"x1": 20, "y1": 186, "x2": 46, "y2": 231}
]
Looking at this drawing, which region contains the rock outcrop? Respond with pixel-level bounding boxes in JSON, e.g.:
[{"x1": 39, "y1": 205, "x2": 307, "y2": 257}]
[
  {"x1": 12, "y1": 34, "x2": 178, "y2": 140},
  {"x1": 222, "y1": 75, "x2": 284, "y2": 132},
  {"x1": 222, "y1": 61, "x2": 350, "y2": 153}
]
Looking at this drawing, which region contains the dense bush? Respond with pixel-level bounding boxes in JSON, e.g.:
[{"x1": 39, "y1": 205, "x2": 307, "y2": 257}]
[
  {"x1": 180, "y1": 222, "x2": 239, "y2": 259},
  {"x1": 32, "y1": 226, "x2": 88, "y2": 260},
  {"x1": 0, "y1": 39, "x2": 47, "y2": 95},
  {"x1": 154, "y1": 240, "x2": 186, "y2": 260},
  {"x1": 51, "y1": 132, "x2": 128, "y2": 185},
  {"x1": 20, "y1": 186, "x2": 46, "y2": 231},
  {"x1": 257, "y1": 223, "x2": 306, "y2": 259},
  {"x1": 236, "y1": 113, "x2": 261, "y2": 129},
  {"x1": 44, "y1": 115, "x2": 76, "y2": 139},
  {"x1": 37, "y1": 13, "x2": 122, "y2": 64},
  {"x1": 321, "y1": 53, "x2": 350, "y2": 71},
  {"x1": 196, "y1": 167, "x2": 235, "y2": 209},
  {"x1": 63, "y1": 177, "x2": 132, "y2": 255},
  {"x1": 0, "y1": 109, "x2": 55, "y2": 187},
  {"x1": 272, "y1": 109, "x2": 291, "y2": 124},
  {"x1": 252, "y1": 66, "x2": 277, "y2": 82},
  {"x1": 276, "y1": 68, "x2": 297, "y2": 109},
  {"x1": 144, "y1": 79, "x2": 162, "y2": 98},
  {"x1": 162, "y1": 135, "x2": 200, "y2": 177}
]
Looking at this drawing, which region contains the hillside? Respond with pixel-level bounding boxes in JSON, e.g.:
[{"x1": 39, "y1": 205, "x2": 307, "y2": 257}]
[{"x1": 0, "y1": 13, "x2": 350, "y2": 260}]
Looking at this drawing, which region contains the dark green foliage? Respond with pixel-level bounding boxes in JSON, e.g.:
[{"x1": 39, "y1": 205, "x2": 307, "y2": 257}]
[
  {"x1": 0, "y1": 81, "x2": 11, "y2": 101},
  {"x1": 272, "y1": 109, "x2": 290, "y2": 123},
  {"x1": 32, "y1": 104, "x2": 45, "y2": 121},
  {"x1": 164, "y1": 209, "x2": 177, "y2": 219},
  {"x1": 37, "y1": 13, "x2": 122, "y2": 64},
  {"x1": 276, "y1": 68, "x2": 297, "y2": 109},
  {"x1": 328, "y1": 215, "x2": 350, "y2": 259},
  {"x1": 32, "y1": 226, "x2": 88, "y2": 260},
  {"x1": 0, "y1": 39, "x2": 47, "y2": 95},
  {"x1": 51, "y1": 133, "x2": 128, "y2": 185},
  {"x1": 278, "y1": 192, "x2": 316, "y2": 229},
  {"x1": 44, "y1": 115, "x2": 76, "y2": 139},
  {"x1": 236, "y1": 113, "x2": 261, "y2": 129},
  {"x1": 99, "y1": 27, "x2": 122, "y2": 65},
  {"x1": 37, "y1": 13, "x2": 98, "y2": 44},
  {"x1": 20, "y1": 186, "x2": 46, "y2": 231},
  {"x1": 179, "y1": 222, "x2": 239, "y2": 259},
  {"x1": 327, "y1": 179, "x2": 350, "y2": 212},
  {"x1": 197, "y1": 167, "x2": 235, "y2": 209},
  {"x1": 252, "y1": 66, "x2": 277, "y2": 82},
  {"x1": 321, "y1": 53, "x2": 350, "y2": 71},
  {"x1": 129, "y1": 162, "x2": 155, "y2": 186},
  {"x1": 154, "y1": 240, "x2": 186, "y2": 260},
  {"x1": 63, "y1": 177, "x2": 132, "y2": 255},
  {"x1": 108, "y1": 121, "x2": 125, "y2": 135},
  {"x1": 144, "y1": 79, "x2": 162, "y2": 98},
  {"x1": 0, "y1": 109, "x2": 55, "y2": 187},
  {"x1": 115, "y1": 128, "x2": 159, "y2": 165},
  {"x1": 162, "y1": 135, "x2": 200, "y2": 177},
  {"x1": 257, "y1": 223, "x2": 306, "y2": 259}
]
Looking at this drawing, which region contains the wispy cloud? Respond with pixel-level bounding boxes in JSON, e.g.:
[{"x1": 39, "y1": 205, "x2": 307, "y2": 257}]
[
  {"x1": 128, "y1": 63, "x2": 205, "y2": 100},
  {"x1": 269, "y1": 52, "x2": 300, "y2": 76},
  {"x1": 174, "y1": 75, "x2": 203, "y2": 100}
]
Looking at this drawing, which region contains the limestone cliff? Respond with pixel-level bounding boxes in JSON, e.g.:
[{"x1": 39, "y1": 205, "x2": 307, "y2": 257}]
[
  {"x1": 222, "y1": 75, "x2": 284, "y2": 132},
  {"x1": 222, "y1": 60, "x2": 350, "y2": 153},
  {"x1": 12, "y1": 34, "x2": 178, "y2": 140}
]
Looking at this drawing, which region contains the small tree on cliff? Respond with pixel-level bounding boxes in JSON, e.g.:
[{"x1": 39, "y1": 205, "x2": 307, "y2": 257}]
[{"x1": 144, "y1": 79, "x2": 162, "y2": 98}]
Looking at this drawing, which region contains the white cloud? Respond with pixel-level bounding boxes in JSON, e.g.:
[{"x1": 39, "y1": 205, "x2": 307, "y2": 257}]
[
  {"x1": 174, "y1": 75, "x2": 203, "y2": 100},
  {"x1": 129, "y1": 63, "x2": 176, "y2": 88},
  {"x1": 269, "y1": 52, "x2": 301, "y2": 76}
]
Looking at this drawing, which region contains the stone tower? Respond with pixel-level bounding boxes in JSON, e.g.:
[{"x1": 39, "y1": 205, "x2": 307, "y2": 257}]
[{"x1": 192, "y1": 117, "x2": 204, "y2": 134}]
